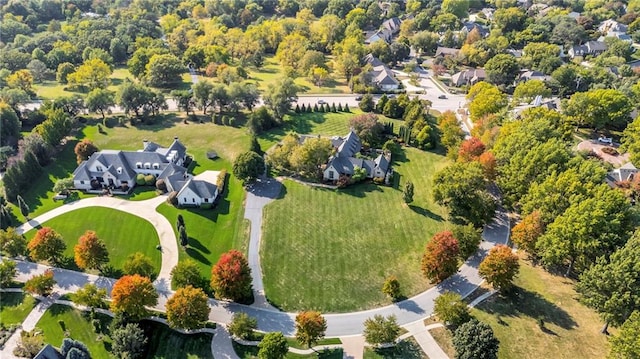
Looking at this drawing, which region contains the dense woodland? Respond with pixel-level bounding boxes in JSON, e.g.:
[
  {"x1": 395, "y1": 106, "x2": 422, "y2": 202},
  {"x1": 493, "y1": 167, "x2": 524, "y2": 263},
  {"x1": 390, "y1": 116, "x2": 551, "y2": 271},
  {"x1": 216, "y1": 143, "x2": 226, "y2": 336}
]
[{"x1": 1, "y1": 0, "x2": 640, "y2": 357}]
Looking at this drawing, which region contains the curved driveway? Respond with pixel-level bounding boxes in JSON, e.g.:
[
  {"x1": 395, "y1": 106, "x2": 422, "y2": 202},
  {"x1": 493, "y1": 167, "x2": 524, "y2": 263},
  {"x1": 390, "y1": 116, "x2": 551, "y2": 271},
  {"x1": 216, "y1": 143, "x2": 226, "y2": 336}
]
[{"x1": 15, "y1": 195, "x2": 178, "y2": 292}]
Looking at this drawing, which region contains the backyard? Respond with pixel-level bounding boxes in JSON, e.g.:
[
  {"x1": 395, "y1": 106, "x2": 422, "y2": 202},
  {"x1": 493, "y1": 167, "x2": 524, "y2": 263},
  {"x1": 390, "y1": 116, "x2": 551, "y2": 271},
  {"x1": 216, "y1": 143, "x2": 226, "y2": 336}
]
[
  {"x1": 23, "y1": 207, "x2": 161, "y2": 277},
  {"x1": 261, "y1": 146, "x2": 450, "y2": 312},
  {"x1": 35, "y1": 304, "x2": 213, "y2": 359}
]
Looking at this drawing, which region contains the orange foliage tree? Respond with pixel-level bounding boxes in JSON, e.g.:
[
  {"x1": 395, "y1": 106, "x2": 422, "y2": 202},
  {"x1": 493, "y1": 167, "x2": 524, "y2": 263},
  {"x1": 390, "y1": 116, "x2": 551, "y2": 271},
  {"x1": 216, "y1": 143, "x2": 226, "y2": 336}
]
[
  {"x1": 166, "y1": 285, "x2": 210, "y2": 330},
  {"x1": 74, "y1": 230, "x2": 109, "y2": 270},
  {"x1": 458, "y1": 137, "x2": 486, "y2": 162},
  {"x1": 477, "y1": 151, "x2": 497, "y2": 181},
  {"x1": 110, "y1": 274, "x2": 158, "y2": 320},
  {"x1": 210, "y1": 249, "x2": 253, "y2": 302},
  {"x1": 421, "y1": 231, "x2": 460, "y2": 283},
  {"x1": 27, "y1": 227, "x2": 66, "y2": 264},
  {"x1": 295, "y1": 311, "x2": 327, "y2": 348},
  {"x1": 511, "y1": 211, "x2": 544, "y2": 257},
  {"x1": 479, "y1": 245, "x2": 520, "y2": 292}
]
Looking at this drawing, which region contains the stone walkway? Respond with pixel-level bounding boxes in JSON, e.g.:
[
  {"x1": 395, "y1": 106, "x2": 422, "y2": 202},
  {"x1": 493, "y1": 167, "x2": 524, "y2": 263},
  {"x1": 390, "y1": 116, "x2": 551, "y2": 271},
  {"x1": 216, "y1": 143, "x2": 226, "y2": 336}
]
[{"x1": 404, "y1": 321, "x2": 449, "y2": 359}]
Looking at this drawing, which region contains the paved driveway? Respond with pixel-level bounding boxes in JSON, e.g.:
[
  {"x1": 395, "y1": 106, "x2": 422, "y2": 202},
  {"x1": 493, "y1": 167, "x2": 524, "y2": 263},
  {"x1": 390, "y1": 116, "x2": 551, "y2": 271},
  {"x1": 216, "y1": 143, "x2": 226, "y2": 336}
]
[{"x1": 576, "y1": 140, "x2": 630, "y2": 166}]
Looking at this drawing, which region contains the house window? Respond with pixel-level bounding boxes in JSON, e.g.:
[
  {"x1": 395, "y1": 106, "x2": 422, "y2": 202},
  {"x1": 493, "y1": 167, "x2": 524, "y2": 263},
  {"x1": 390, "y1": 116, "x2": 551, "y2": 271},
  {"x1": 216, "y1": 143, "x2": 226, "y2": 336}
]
[
  {"x1": 329, "y1": 171, "x2": 334, "y2": 179},
  {"x1": 96, "y1": 166, "x2": 103, "y2": 171},
  {"x1": 183, "y1": 198, "x2": 187, "y2": 202},
  {"x1": 152, "y1": 163, "x2": 159, "y2": 169},
  {"x1": 80, "y1": 181, "x2": 85, "y2": 185},
  {"x1": 136, "y1": 162, "x2": 142, "y2": 169},
  {"x1": 192, "y1": 198, "x2": 195, "y2": 202},
  {"x1": 204, "y1": 198, "x2": 208, "y2": 203}
]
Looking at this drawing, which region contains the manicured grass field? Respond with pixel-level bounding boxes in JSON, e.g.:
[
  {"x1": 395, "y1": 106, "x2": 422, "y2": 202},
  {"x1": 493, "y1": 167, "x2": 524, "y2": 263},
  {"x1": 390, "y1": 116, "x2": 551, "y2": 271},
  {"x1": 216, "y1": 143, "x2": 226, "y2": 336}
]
[
  {"x1": 232, "y1": 342, "x2": 343, "y2": 359},
  {"x1": 23, "y1": 207, "x2": 161, "y2": 277},
  {"x1": 245, "y1": 56, "x2": 351, "y2": 94},
  {"x1": 469, "y1": 258, "x2": 610, "y2": 359},
  {"x1": 0, "y1": 292, "x2": 38, "y2": 326},
  {"x1": 36, "y1": 304, "x2": 113, "y2": 358},
  {"x1": 35, "y1": 67, "x2": 133, "y2": 100},
  {"x1": 363, "y1": 338, "x2": 427, "y2": 358},
  {"x1": 262, "y1": 146, "x2": 450, "y2": 312},
  {"x1": 141, "y1": 320, "x2": 213, "y2": 359},
  {"x1": 79, "y1": 119, "x2": 250, "y2": 278}
]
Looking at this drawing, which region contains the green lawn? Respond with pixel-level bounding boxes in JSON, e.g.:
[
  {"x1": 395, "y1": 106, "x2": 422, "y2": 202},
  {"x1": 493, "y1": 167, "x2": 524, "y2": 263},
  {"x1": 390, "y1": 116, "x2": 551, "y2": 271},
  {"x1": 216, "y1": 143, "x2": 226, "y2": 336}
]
[
  {"x1": 363, "y1": 338, "x2": 427, "y2": 359},
  {"x1": 262, "y1": 146, "x2": 450, "y2": 312},
  {"x1": 141, "y1": 320, "x2": 213, "y2": 359},
  {"x1": 469, "y1": 258, "x2": 610, "y2": 359},
  {"x1": 36, "y1": 304, "x2": 113, "y2": 358},
  {"x1": 23, "y1": 207, "x2": 161, "y2": 277},
  {"x1": 257, "y1": 110, "x2": 405, "y2": 151},
  {"x1": 36, "y1": 304, "x2": 213, "y2": 359},
  {"x1": 80, "y1": 119, "x2": 250, "y2": 279},
  {"x1": 244, "y1": 56, "x2": 351, "y2": 94},
  {"x1": 35, "y1": 67, "x2": 133, "y2": 100},
  {"x1": 0, "y1": 292, "x2": 38, "y2": 326},
  {"x1": 428, "y1": 327, "x2": 456, "y2": 358}
]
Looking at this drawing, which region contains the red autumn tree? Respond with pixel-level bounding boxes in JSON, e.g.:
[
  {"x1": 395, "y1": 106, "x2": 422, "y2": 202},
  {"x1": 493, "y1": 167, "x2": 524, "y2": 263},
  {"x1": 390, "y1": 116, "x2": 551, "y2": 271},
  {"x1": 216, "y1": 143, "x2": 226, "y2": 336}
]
[
  {"x1": 110, "y1": 274, "x2": 158, "y2": 320},
  {"x1": 421, "y1": 231, "x2": 460, "y2": 283},
  {"x1": 210, "y1": 249, "x2": 253, "y2": 302},
  {"x1": 74, "y1": 230, "x2": 109, "y2": 270},
  {"x1": 295, "y1": 311, "x2": 327, "y2": 348},
  {"x1": 477, "y1": 151, "x2": 497, "y2": 181},
  {"x1": 479, "y1": 245, "x2": 520, "y2": 292},
  {"x1": 511, "y1": 211, "x2": 545, "y2": 257},
  {"x1": 28, "y1": 227, "x2": 66, "y2": 264},
  {"x1": 74, "y1": 139, "x2": 99, "y2": 164},
  {"x1": 166, "y1": 285, "x2": 210, "y2": 330},
  {"x1": 458, "y1": 137, "x2": 486, "y2": 162}
]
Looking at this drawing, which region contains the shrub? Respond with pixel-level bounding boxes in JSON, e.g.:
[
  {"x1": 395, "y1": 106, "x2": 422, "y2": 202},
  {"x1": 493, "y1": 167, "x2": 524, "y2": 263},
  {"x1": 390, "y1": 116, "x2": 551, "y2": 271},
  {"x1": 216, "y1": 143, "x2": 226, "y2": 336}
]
[
  {"x1": 382, "y1": 276, "x2": 401, "y2": 301},
  {"x1": 155, "y1": 179, "x2": 167, "y2": 192},
  {"x1": 222, "y1": 115, "x2": 229, "y2": 126},
  {"x1": 228, "y1": 313, "x2": 257, "y2": 340},
  {"x1": 13, "y1": 329, "x2": 44, "y2": 358},
  {"x1": 167, "y1": 191, "x2": 178, "y2": 206},
  {"x1": 363, "y1": 315, "x2": 400, "y2": 346},
  {"x1": 24, "y1": 269, "x2": 56, "y2": 296},
  {"x1": 144, "y1": 174, "x2": 155, "y2": 186},
  {"x1": 228, "y1": 117, "x2": 236, "y2": 127},
  {"x1": 601, "y1": 147, "x2": 619, "y2": 155},
  {"x1": 336, "y1": 175, "x2": 350, "y2": 188},
  {"x1": 135, "y1": 174, "x2": 145, "y2": 186},
  {"x1": 434, "y1": 291, "x2": 470, "y2": 328}
]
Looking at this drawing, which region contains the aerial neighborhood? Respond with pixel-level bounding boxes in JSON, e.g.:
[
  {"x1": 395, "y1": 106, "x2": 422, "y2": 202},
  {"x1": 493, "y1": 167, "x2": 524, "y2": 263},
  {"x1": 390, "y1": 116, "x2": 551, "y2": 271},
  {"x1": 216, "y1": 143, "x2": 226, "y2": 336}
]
[{"x1": 1, "y1": 0, "x2": 640, "y2": 359}]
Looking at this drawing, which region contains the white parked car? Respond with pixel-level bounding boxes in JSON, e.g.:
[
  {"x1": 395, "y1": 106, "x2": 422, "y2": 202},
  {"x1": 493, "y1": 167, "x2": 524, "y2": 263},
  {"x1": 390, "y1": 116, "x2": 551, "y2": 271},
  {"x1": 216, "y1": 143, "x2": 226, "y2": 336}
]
[{"x1": 598, "y1": 136, "x2": 613, "y2": 144}]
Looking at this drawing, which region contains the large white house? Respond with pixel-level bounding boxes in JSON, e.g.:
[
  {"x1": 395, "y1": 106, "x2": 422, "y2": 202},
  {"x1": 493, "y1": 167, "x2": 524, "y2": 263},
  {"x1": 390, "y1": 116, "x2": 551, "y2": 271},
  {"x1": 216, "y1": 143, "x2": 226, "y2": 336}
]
[{"x1": 73, "y1": 137, "x2": 220, "y2": 207}]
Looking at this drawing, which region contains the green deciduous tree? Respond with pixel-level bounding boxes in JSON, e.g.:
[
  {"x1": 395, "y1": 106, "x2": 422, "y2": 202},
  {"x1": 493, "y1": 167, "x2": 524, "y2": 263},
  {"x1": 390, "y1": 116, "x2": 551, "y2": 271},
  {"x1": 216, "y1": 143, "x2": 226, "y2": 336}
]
[
  {"x1": 171, "y1": 259, "x2": 203, "y2": 290},
  {"x1": 228, "y1": 312, "x2": 258, "y2": 340},
  {"x1": 609, "y1": 311, "x2": 640, "y2": 358},
  {"x1": 537, "y1": 185, "x2": 635, "y2": 275},
  {"x1": 166, "y1": 285, "x2": 210, "y2": 330},
  {"x1": 466, "y1": 82, "x2": 507, "y2": 121},
  {"x1": 434, "y1": 291, "x2": 470, "y2": 328},
  {"x1": 263, "y1": 77, "x2": 298, "y2": 120},
  {"x1": 0, "y1": 227, "x2": 26, "y2": 257},
  {"x1": 359, "y1": 94, "x2": 375, "y2": 112},
  {"x1": 577, "y1": 232, "x2": 640, "y2": 330},
  {"x1": 512, "y1": 80, "x2": 551, "y2": 104},
  {"x1": 363, "y1": 315, "x2": 400, "y2": 346},
  {"x1": 123, "y1": 252, "x2": 155, "y2": 279},
  {"x1": 484, "y1": 54, "x2": 520, "y2": 86},
  {"x1": 258, "y1": 332, "x2": 289, "y2": 359},
  {"x1": 422, "y1": 231, "x2": 460, "y2": 283},
  {"x1": 233, "y1": 151, "x2": 265, "y2": 183},
  {"x1": 24, "y1": 269, "x2": 56, "y2": 296},
  {"x1": 0, "y1": 259, "x2": 17, "y2": 288},
  {"x1": 564, "y1": 89, "x2": 632, "y2": 130},
  {"x1": 433, "y1": 162, "x2": 496, "y2": 227},
  {"x1": 453, "y1": 319, "x2": 499, "y2": 359},
  {"x1": 67, "y1": 59, "x2": 111, "y2": 90},
  {"x1": 71, "y1": 283, "x2": 107, "y2": 310},
  {"x1": 295, "y1": 311, "x2": 327, "y2": 348},
  {"x1": 452, "y1": 224, "x2": 482, "y2": 260},
  {"x1": 479, "y1": 245, "x2": 519, "y2": 292},
  {"x1": 289, "y1": 137, "x2": 333, "y2": 178},
  {"x1": 85, "y1": 88, "x2": 115, "y2": 121},
  {"x1": 382, "y1": 276, "x2": 401, "y2": 301},
  {"x1": 145, "y1": 54, "x2": 186, "y2": 88},
  {"x1": 623, "y1": 115, "x2": 640, "y2": 167}
]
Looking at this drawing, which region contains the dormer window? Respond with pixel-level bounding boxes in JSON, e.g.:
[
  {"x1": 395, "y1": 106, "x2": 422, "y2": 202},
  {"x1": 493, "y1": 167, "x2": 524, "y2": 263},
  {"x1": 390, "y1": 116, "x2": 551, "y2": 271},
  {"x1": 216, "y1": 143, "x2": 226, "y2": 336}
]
[
  {"x1": 117, "y1": 167, "x2": 122, "y2": 174},
  {"x1": 152, "y1": 163, "x2": 160, "y2": 169},
  {"x1": 136, "y1": 162, "x2": 142, "y2": 169},
  {"x1": 144, "y1": 163, "x2": 151, "y2": 169},
  {"x1": 96, "y1": 166, "x2": 103, "y2": 171}
]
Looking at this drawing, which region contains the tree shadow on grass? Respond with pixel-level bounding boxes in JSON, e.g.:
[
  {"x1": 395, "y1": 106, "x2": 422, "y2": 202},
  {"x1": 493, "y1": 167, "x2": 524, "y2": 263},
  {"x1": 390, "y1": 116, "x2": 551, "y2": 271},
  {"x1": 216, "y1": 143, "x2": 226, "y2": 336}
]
[
  {"x1": 408, "y1": 205, "x2": 444, "y2": 221},
  {"x1": 335, "y1": 182, "x2": 383, "y2": 198},
  {"x1": 49, "y1": 303, "x2": 72, "y2": 316},
  {"x1": 317, "y1": 348, "x2": 343, "y2": 359},
  {"x1": 187, "y1": 237, "x2": 211, "y2": 254},
  {"x1": 477, "y1": 286, "x2": 578, "y2": 330},
  {"x1": 185, "y1": 247, "x2": 211, "y2": 266}
]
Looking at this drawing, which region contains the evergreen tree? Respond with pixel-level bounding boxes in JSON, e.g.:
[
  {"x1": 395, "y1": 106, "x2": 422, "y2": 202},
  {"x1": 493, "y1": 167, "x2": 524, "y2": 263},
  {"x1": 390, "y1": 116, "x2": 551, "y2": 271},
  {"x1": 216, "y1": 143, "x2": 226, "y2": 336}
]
[
  {"x1": 344, "y1": 103, "x2": 350, "y2": 112},
  {"x1": 294, "y1": 104, "x2": 300, "y2": 113},
  {"x1": 17, "y1": 195, "x2": 29, "y2": 219},
  {"x1": 337, "y1": 103, "x2": 343, "y2": 112},
  {"x1": 313, "y1": 104, "x2": 319, "y2": 112},
  {"x1": 331, "y1": 103, "x2": 337, "y2": 112}
]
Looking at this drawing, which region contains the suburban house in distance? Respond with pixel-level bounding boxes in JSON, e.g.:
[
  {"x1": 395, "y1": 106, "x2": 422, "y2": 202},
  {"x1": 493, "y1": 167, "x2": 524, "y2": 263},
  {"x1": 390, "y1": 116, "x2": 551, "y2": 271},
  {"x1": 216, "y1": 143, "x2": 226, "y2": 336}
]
[
  {"x1": 567, "y1": 41, "x2": 608, "y2": 58},
  {"x1": 73, "y1": 137, "x2": 220, "y2": 207},
  {"x1": 451, "y1": 68, "x2": 486, "y2": 86},
  {"x1": 364, "y1": 54, "x2": 400, "y2": 91},
  {"x1": 323, "y1": 130, "x2": 392, "y2": 183},
  {"x1": 607, "y1": 162, "x2": 639, "y2": 187}
]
